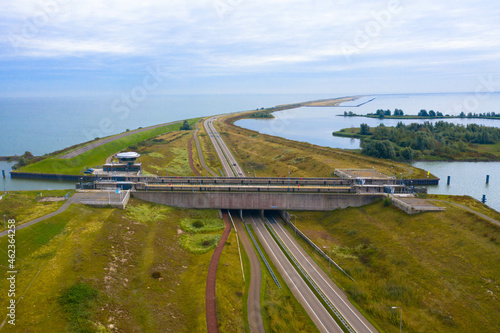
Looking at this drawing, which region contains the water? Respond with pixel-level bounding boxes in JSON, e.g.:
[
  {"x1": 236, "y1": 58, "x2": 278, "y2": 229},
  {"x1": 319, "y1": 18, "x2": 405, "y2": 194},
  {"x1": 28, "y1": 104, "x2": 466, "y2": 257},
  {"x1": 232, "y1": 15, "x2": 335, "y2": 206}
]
[
  {"x1": 0, "y1": 93, "x2": 334, "y2": 156},
  {"x1": 413, "y1": 162, "x2": 500, "y2": 212},
  {"x1": 235, "y1": 93, "x2": 500, "y2": 212},
  {"x1": 236, "y1": 93, "x2": 500, "y2": 150},
  {"x1": 0, "y1": 160, "x2": 74, "y2": 192}
]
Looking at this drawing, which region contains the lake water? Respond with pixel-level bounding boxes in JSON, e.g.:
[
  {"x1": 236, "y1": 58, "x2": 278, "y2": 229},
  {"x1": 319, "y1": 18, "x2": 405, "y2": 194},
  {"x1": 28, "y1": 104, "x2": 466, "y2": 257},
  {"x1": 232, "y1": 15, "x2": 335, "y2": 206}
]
[
  {"x1": 412, "y1": 161, "x2": 499, "y2": 211},
  {"x1": 235, "y1": 93, "x2": 500, "y2": 212}
]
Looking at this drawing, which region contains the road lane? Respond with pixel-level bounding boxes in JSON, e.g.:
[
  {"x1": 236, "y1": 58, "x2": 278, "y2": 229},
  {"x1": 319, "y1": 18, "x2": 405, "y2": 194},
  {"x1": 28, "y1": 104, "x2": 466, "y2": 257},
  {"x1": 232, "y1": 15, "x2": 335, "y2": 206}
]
[
  {"x1": 247, "y1": 213, "x2": 344, "y2": 333},
  {"x1": 267, "y1": 215, "x2": 378, "y2": 333}
]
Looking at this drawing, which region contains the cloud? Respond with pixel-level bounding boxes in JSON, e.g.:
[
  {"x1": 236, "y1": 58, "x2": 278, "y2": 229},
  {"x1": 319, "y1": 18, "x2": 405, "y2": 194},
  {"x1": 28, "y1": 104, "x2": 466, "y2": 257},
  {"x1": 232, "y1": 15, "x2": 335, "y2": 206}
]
[{"x1": 0, "y1": 0, "x2": 499, "y2": 93}]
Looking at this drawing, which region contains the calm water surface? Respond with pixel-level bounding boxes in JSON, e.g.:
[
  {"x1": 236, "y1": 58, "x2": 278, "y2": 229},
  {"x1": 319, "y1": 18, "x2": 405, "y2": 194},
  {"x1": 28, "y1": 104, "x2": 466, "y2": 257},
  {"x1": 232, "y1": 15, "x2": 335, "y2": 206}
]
[{"x1": 236, "y1": 93, "x2": 500, "y2": 212}]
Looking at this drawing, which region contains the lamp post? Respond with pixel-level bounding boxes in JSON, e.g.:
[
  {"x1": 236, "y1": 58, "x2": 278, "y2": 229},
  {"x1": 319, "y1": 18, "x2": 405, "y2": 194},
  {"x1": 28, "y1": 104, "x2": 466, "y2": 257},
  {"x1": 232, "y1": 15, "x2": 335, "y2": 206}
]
[{"x1": 391, "y1": 306, "x2": 402, "y2": 333}]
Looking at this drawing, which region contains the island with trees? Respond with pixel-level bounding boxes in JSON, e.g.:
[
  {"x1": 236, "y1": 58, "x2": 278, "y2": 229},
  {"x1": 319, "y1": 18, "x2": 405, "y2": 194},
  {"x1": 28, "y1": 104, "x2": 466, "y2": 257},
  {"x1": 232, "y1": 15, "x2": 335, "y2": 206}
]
[
  {"x1": 333, "y1": 121, "x2": 500, "y2": 161},
  {"x1": 341, "y1": 108, "x2": 500, "y2": 119}
]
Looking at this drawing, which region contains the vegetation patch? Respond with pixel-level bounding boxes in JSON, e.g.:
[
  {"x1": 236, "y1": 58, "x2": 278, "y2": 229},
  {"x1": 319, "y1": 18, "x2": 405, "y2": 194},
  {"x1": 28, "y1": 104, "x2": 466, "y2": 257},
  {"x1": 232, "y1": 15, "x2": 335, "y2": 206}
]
[
  {"x1": 126, "y1": 203, "x2": 170, "y2": 224},
  {"x1": 179, "y1": 218, "x2": 225, "y2": 233},
  {"x1": 179, "y1": 234, "x2": 221, "y2": 254},
  {"x1": 58, "y1": 282, "x2": 100, "y2": 332},
  {"x1": 333, "y1": 121, "x2": 500, "y2": 161}
]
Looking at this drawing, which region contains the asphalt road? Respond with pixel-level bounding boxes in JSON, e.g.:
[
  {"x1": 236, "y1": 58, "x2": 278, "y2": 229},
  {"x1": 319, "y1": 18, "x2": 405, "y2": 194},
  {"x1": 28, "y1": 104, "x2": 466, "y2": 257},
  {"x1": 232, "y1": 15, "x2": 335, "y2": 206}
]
[
  {"x1": 267, "y1": 214, "x2": 377, "y2": 333},
  {"x1": 247, "y1": 212, "x2": 344, "y2": 333}
]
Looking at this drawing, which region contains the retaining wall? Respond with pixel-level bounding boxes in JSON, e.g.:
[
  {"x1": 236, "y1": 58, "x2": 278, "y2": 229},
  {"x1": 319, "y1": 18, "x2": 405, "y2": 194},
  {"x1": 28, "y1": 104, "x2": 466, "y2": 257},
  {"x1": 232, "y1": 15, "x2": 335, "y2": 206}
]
[{"x1": 133, "y1": 191, "x2": 383, "y2": 210}]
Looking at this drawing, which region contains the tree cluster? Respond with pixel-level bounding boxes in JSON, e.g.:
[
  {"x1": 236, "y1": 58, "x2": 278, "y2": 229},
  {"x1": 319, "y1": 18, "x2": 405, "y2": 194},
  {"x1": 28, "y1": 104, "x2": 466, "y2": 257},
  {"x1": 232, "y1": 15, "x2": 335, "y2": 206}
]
[
  {"x1": 459, "y1": 111, "x2": 500, "y2": 118},
  {"x1": 179, "y1": 120, "x2": 191, "y2": 131},
  {"x1": 360, "y1": 121, "x2": 500, "y2": 160}
]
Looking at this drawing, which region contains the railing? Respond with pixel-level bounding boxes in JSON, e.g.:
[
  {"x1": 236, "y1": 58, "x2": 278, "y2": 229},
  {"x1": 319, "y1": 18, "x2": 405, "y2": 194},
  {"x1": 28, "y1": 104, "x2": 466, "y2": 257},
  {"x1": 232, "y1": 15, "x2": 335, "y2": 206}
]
[
  {"x1": 281, "y1": 212, "x2": 355, "y2": 282},
  {"x1": 244, "y1": 223, "x2": 281, "y2": 289},
  {"x1": 265, "y1": 217, "x2": 355, "y2": 333}
]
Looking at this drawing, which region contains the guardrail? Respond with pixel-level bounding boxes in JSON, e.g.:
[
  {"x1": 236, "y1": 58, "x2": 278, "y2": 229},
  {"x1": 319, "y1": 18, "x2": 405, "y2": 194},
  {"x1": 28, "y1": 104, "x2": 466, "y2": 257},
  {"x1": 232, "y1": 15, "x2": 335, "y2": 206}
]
[
  {"x1": 280, "y1": 212, "x2": 355, "y2": 282},
  {"x1": 244, "y1": 223, "x2": 281, "y2": 289},
  {"x1": 265, "y1": 217, "x2": 355, "y2": 333}
]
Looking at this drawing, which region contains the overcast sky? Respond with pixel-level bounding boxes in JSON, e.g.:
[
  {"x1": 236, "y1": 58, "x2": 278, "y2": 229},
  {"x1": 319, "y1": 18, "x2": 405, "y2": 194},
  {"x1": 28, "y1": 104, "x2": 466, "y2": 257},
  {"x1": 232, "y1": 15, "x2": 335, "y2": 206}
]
[{"x1": 1, "y1": 0, "x2": 499, "y2": 97}]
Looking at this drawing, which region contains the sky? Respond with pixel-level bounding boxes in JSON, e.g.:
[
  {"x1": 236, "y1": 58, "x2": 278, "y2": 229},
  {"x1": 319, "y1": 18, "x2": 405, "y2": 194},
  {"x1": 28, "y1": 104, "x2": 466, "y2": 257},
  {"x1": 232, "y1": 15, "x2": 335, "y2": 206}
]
[{"x1": 1, "y1": 0, "x2": 499, "y2": 97}]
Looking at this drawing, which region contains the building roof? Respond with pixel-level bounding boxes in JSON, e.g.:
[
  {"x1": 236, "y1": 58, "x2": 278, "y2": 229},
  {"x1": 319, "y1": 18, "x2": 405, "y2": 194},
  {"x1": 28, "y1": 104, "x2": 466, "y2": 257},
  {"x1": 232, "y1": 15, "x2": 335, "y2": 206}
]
[{"x1": 116, "y1": 152, "x2": 140, "y2": 159}]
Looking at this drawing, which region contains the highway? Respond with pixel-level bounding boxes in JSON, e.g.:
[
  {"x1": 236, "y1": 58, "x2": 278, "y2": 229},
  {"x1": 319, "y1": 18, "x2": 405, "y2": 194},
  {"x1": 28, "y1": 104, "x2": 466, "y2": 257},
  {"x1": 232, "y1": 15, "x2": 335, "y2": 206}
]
[
  {"x1": 204, "y1": 117, "x2": 245, "y2": 177},
  {"x1": 266, "y1": 214, "x2": 377, "y2": 333},
  {"x1": 247, "y1": 212, "x2": 344, "y2": 333},
  {"x1": 204, "y1": 115, "x2": 378, "y2": 332}
]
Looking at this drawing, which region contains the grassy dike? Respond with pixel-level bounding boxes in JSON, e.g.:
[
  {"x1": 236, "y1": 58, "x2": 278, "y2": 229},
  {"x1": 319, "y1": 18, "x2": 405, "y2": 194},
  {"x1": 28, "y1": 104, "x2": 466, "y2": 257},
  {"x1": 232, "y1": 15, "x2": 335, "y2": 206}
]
[
  {"x1": 215, "y1": 112, "x2": 430, "y2": 179},
  {"x1": 16, "y1": 118, "x2": 200, "y2": 175},
  {"x1": 285, "y1": 199, "x2": 500, "y2": 333},
  {"x1": 0, "y1": 197, "x2": 223, "y2": 332}
]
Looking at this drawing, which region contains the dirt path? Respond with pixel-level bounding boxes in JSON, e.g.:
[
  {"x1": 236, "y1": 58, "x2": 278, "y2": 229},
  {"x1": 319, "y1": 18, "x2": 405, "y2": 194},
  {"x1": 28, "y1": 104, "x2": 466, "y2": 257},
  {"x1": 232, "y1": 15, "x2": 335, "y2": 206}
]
[
  {"x1": 206, "y1": 210, "x2": 231, "y2": 333},
  {"x1": 428, "y1": 199, "x2": 500, "y2": 227},
  {"x1": 59, "y1": 120, "x2": 182, "y2": 159}
]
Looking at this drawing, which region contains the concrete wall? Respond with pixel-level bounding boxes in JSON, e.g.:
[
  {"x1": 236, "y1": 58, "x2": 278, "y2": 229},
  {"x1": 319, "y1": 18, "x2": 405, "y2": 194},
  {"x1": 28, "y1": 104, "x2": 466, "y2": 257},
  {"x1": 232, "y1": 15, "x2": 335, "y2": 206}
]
[{"x1": 133, "y1": 191, "x2": 383, "y2": 210}]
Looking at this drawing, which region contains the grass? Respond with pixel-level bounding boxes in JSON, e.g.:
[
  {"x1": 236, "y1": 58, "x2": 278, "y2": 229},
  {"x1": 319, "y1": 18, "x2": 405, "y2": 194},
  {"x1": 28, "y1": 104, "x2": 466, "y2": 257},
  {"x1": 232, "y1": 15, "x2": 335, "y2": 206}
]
[
  {"x1": 179, "y1": 218, "x2": 225, "y2": 233},
  {"x1": 197, "y1": 120, "x2": 224, "y2": 176},
  {"x1": 287, "y1": 199, "x2": 500, "y2": 333},
  {"x1": 215, "y1": 228, "x2": 247, "y2": 332},
  {"x1": 179, "y1": 234, "x2": 221, "y2": 254},
  {"x1": 16, "y1": 118, "x2": 199, "y2": 175},
  {"x1": 0, "y1": 197, "x2": 223, "y2": 332},
  {"x1": 425, "y1": 194, "x2": 500, "y2": 223},
  {"x1": 0, "y1": 189, "x2": 74, "y2": 229},
  {"x1": 216, "y1": 114, "x2": 429, "y2": 179},
  {"x1": 133, "y1": 130, "x2": 199, "y2": 176},
  {"x1": 58, "y1": 282, "x2": 100, "y2": 332}
]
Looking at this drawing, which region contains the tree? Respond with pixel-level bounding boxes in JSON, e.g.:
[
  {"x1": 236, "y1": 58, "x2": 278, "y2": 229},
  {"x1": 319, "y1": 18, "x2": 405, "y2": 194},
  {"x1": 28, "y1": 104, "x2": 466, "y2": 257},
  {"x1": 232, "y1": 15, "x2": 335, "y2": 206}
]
[
  {"x1": 459, "y1": 111, "x2": 466, "y2": 118},
  {"x1": 375, "y1": 109, "x2": 385, "y2": 118},
  {"x1": 428, "y1": 110, "x2": 436, "y2": 117},
  {"x1": 359, "y1": 123, "x2": 371, "y2": 135},
  {"x1": 436, "y1": 111, "x2": 443, "y2": 117},
  {"x1": 362, "y1": 140, "x2": 395, "y2": 159},
  {"x1": 384, "y1": 109, "x2": 391, "y2": 116},
  {"x1": 180, "y1": 120, "x2": 191, "y2": 130},
  {"x1": 418, "y1": 109, "x2": 429, "y2": 117},
  {"x1": 400, "y1": 147, "x2": 414, "y2": 160}
]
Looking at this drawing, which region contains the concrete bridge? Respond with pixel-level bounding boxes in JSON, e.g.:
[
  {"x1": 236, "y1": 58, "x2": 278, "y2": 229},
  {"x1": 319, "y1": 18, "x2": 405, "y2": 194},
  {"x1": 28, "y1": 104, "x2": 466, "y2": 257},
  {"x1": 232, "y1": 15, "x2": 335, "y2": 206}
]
[{"x1": 133, "y1": 191, "x2": 384, "y2": 211}]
